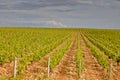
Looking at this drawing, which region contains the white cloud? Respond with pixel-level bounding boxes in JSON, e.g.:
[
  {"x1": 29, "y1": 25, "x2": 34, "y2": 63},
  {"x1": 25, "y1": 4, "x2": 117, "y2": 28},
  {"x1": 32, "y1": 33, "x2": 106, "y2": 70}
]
[
  {"x1": 76, "y1": 0, "x2": 93, "y2": 5},
  {"x1": 0, "y1": 18, "x2": 68, "y2": 27},
  {"x1": 46, "y1": 20, "x2": 67, "y2": 27},
  {"x1": 76, "y1": 0, "x2": 112, "y2": 7}
]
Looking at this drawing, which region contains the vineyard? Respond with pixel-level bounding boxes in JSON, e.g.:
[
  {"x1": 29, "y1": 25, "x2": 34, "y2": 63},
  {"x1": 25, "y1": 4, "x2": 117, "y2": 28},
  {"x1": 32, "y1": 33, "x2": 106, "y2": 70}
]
[{"x1": 0, "y1": 28, "x2": 119, "y2": 80}]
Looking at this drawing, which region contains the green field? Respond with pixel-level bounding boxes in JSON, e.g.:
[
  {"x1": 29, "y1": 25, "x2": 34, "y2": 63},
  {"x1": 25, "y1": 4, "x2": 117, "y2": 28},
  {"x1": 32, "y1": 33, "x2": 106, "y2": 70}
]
[{"x1": 0, "y1": 28, "x2": 119, "y2": 80}]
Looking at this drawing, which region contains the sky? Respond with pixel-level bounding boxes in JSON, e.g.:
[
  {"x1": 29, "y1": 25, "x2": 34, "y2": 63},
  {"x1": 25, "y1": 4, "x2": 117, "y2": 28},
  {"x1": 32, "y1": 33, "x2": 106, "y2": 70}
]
[{"x1": 0, "y1": 0, "x2": 120, "y2": 28}]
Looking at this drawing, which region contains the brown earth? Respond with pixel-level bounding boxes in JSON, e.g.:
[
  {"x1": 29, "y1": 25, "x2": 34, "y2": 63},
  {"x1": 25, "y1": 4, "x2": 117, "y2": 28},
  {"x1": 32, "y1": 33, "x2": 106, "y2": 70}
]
[
  {"x1": 80, "y1": 37, "x2": 105, "y2": 80},
  {"x1": 50, "y1": 37, "x2": 78, "y2": 80},
  {"x1": 112, "y1": 63, "x2": 120, "y2": 80},
  {"x1": 0, "y1": 61, "x2": 13, "y2": 78}
]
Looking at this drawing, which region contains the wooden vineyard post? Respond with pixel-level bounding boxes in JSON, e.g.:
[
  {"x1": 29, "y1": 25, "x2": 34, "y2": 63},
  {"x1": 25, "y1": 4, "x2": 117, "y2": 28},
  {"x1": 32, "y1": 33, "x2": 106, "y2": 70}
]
[
  {"x1": 48, "y1": 56, "x2": 50, "y2": 77},
  {"x1": 109, "y1": 60, "x2": 113, "y2": 79},
  {"x1": 13, "y1": 57, "x2": 17, "y2": 78},
  {"x1": 78, "y1": 59, "x2": 81, "y2": 78},
  {"x1": 117, "y1": 51, "x2": 119, "y2": 66}
]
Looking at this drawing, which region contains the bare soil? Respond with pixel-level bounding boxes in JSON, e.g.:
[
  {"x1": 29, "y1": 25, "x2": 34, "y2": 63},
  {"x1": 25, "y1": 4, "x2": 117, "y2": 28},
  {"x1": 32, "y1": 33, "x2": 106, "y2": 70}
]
[
  {"x1": 0, "y1": 62, "x2": 13, "y2": 78},
  {"x1": 112, "y1": 63, "x2": 120, "y2": 80},
  {"x1": 50, "y1": 38, "x2": 78, "y2": 80},
  {"x1": 80, "y1": 37, "x2": 105, "y2": 80}
]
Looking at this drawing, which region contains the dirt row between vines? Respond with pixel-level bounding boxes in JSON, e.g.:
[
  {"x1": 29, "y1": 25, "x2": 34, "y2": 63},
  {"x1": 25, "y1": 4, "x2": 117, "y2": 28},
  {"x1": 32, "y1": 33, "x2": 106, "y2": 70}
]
[
  {"x1": 112, "y1": 64, "x2": 120, "y2": 80},
  {"x1": 80, "y1": 37, "x2": 105, "y2": 80},
  {"x1": 50, "y1": 37, "x2": 78, "y2": 80},
  {"x1": 0, "y1": 61, "x2": 13, "y2": 78}
]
